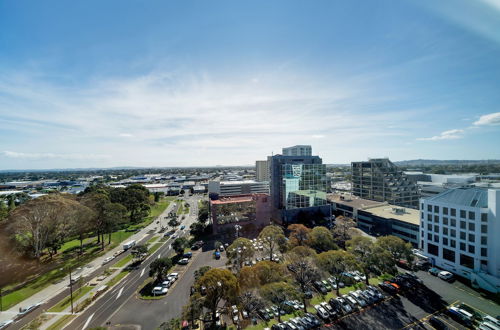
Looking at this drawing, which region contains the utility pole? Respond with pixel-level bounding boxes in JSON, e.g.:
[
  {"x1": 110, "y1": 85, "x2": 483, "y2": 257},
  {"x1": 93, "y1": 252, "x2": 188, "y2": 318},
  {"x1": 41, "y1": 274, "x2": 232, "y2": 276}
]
[
  {"x1": 0, "y1": 287, "x2": 3, "y2": 312},
  {"x1": 69, "y1": 267, "x2": 74, "y2": 314}
]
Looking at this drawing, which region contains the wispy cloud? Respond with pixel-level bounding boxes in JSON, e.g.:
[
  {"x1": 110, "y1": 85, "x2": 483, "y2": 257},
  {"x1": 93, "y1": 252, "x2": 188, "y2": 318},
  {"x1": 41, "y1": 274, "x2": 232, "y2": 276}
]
[
  {"x1": 473, "y1": 112, "x2": 500, "y2": 126},
  {"x1": 417, "y1": 129, "x2": 464, "y2": 141}
]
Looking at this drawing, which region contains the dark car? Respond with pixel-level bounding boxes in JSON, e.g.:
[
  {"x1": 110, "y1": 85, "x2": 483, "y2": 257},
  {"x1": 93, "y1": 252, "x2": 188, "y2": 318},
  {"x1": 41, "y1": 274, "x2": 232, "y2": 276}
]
[
  {"x1": 428, "y1": 267, "x2": 440, "y2": 276},
  {"x1": 304, "y1": 290, "x2": 313, "y2": 299},
  {"x1": 313, "y1": 281, "x2": 328, "y2": 295},
  {"x1": 329, "y1": 298, "x2": 343, "y2": 315},
  {"x1": 259, "y1": 309, "x2": 271, "y2": 321},
  {"x1": 429, "y1": 316, "x2": 449, "y2": 330},
  {"x1": 183, "y1": 252, "x2": 193, "y2": 259},
  {"x1": 214, "y1": 251, "x2": 221, "y2": 259},
  {"x1": 378, "y1": 282, "x2": 397, "y2": 295}
]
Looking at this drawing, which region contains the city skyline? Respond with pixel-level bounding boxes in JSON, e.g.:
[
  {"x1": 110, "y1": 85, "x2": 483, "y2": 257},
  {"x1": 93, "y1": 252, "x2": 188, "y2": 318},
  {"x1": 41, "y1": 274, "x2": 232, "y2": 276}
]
[{"x1": 1, "y1": 0, "x2": 500, "y2": 169}]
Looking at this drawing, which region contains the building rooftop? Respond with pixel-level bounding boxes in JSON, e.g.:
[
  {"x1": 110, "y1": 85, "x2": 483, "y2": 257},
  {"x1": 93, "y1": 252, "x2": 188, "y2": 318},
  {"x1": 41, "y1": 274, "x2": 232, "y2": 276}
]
[
  {"x1": 219, "y1": 180, "x2": 266, "y2": 185},
  {"x1": 425, "y1": 187, "x2": 489, "y2": 208},
  {"x1": 365, "y1": 205, "x2": 420, "y2": 225},
  {"x1": 328, "y1": 193, "x2": 384, "y2": 209},
  {"x1": 211, "y1": 193, "x2": 268, "y2": 205}
]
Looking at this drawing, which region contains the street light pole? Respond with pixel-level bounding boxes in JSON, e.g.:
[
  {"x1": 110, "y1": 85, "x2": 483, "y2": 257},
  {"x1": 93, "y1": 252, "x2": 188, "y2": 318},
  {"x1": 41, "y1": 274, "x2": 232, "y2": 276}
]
[
  {"x1": 0, "y1": 287, "x2": 3, "y2": 312},
  {"x1": 68, "y1": 267, "x2": 74, "y2": 314}
]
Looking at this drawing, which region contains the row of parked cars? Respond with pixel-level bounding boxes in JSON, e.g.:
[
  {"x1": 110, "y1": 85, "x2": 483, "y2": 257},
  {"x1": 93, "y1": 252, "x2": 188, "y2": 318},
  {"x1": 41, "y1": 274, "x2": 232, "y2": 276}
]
[
  {"x1": 270, "y1": 313, "x2": 322, "y2": 330},
  {"x1": 151, "y1": 272, "x2": 179, "y2": 296},
  {"x1": 312, "y1": 271, "x2": 367, "y2": 295},
  {"x1": 258, "y1": 300, "x2": 306, "y2": 321}
]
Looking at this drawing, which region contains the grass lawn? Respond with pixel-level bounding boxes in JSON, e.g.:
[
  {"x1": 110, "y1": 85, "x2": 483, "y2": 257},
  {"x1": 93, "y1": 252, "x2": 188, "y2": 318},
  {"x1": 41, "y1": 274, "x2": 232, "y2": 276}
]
[
  {"x1": 147, "y1": 236, "x2": 159, "y2": 244},
  {"x1": 47, "y1": 314, "x2": 75, "y2": 330},
  {"x1": 114, "y1": 254, "x2": 133, "y2": 268},
  {"x1": 48, "y1": 286, "x2": 93, "y2": 312},
  {"x1": 106, "y1": 270, "x2": 130, "y2": 288},
  {"x1": 148, "y1": 243, "x2": 162, "y2": 254},
  {"x1": 176, "y1": 201, "x2": 185, "y2": 215}
]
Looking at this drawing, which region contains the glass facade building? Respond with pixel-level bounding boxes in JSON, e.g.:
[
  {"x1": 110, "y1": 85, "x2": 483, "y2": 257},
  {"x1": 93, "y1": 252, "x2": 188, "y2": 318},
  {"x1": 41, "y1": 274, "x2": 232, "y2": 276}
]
[{"x1": 281, "y1": 163, "x2": 328, "y2": 209}]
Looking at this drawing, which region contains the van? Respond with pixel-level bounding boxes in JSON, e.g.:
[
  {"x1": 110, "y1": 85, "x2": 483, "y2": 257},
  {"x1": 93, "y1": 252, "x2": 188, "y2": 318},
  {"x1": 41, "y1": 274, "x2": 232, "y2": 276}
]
[
  {"x1": 123, "y1": 240, "x2": 136, "y2": 250},
  {"x1": 483, "y1": 316, "x2": 500, "y2": 328},
  {"x1": 448, "y1": 307, "x2": 473, "y2": 327}
]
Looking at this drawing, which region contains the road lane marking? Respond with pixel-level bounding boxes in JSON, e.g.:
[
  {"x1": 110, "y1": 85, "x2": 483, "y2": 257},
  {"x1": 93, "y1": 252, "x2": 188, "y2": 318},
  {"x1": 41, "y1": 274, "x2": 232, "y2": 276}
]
[
  {"x1": 82, "y1": 313, "x2": 95, "y2": 329},
  {"x1": 116, "y1": 287, "x2": 124, "y2": 300},
  {"x1": 140, "y1": 268, "x2": 145, "y2": 277}
]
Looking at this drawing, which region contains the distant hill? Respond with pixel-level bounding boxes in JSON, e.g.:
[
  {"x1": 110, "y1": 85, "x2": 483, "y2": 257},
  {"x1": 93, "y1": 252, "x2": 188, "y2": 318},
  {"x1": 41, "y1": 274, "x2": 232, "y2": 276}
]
[{"x1": 394, "y1": 159, "x2": 500, "y2": 166}]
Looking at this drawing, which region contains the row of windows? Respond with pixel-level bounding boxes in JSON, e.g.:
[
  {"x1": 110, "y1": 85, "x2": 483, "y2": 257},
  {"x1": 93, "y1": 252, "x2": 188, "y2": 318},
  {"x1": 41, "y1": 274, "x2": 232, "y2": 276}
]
[
  {"x1": 427, "y1": 243, "x2": 488, "y2": 262},
  {"x1": 422, "y1": 204, "x2": 488, "y2": 222},
  {"x1": 422, "y1": 217, "x2": 488, "y2": 234},
  {"x1": 425, "y1": 235, "x2": 488, "y2": 256},
  {"x1": 423, "y1": 227, "x2": 487, "y2": 245}
]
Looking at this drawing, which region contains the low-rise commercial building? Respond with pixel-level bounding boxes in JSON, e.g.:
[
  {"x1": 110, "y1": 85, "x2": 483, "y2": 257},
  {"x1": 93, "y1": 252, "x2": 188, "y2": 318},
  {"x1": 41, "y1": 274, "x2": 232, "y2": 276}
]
[
  {"x1": 420, "y1": 188, "x2": 500, "y2": 293},
  {"x1": 208, "y1": 180, "x2": 269, "y2": 197},
  {"x1": 210, "y1": 193, "x2": 271, "y2": 238}
]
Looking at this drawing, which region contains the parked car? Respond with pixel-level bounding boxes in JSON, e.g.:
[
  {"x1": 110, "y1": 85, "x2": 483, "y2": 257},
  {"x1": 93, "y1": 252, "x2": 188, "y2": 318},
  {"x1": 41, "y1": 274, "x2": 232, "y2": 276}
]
[
  {"x1": 102, "y1": 256, "x2": 114, "y2": 265},
  {"x1": 438, "y1": 271, "x2": 454, "y2": 282},
  {"x1": 304, "y1": 313, "x2": 321, "y2": 327},
  {"x1": 313, "y1": 281, "x2": 328, "y2": 295},
  {"x1": 183, "y1": 251, "x2": 193, "y2": 259},
  {"x1": 344, "y1": 295, "x2": 359, "y2": 310},
  {"x1": 349, "y1": 291, "x2": 367, "y2": 308},
  {"x1": 162, "y1": 280, "x2": 171, "y2": 288},
  {"x1": 178, "y1": 258, "x2": 189, "y2": 265},
  {"x1": 428, "y1": 267, "x2": 440, "y2": 276},
  {"x1": 448, "y1": 307, "x2": 473, "y2": 327},
  {"x1": 214, "y1": 251, "x2": 221, "y2": 259},
  {"x1": 320, "y1": 301, "x2": 337, "y2": 319},
  {"x1": 321, "y1": 280, "x2": 332, "y2": 291},
  {"x1": 167, "y1": 272, "x2": 179, "y2": 281},
  {"x1": 151, "y1": 286, "x2": 168, "y2": 295},
  {"x1": 367, "y1": 285, "x2": 384, "y2": 300},
  {"x1": 336, "y1": 297, "x2": 352, "y2": 314},
  {"x1": 360, "y1": 290, "x2": 376, "y2": 304},
  {"x1": 378, "y1": 282, "x2": 397, "y2": 295},
  {"x1": 258, "y1": 309, "x2": 270, "y2": 321},
  {"x1": 314, "y1": 304, "x2": 329, "y2": 320},
  {"x1": 429, "y1": 316, "x2": 449, "y2": 330}
]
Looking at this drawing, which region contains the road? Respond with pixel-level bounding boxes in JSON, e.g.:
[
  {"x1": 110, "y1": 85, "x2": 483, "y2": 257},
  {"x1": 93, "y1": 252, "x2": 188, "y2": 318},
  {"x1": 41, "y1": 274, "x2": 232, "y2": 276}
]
[{"x1": 67, "y1": 195, "x2": 216, "y2": 330}]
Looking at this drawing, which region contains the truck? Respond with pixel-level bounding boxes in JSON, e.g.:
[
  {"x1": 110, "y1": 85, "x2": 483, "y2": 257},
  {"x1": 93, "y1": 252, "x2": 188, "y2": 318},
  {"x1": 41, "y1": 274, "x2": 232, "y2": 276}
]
[{"x1": 123, "y1": 240, "x2": 136, "y2": 251}]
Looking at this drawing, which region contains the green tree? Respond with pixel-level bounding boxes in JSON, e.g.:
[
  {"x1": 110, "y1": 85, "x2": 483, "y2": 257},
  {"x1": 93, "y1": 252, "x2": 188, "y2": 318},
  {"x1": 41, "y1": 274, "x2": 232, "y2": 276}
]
[
  {"x1": 376, "y1": 235, "x2": 413, "y2": 265},
  {"x1": 198, "y1": 200, "x2": 210, "y2": 223},
  {"x1": 172, "y1": 237, "x2": 188, "y2": 255},
  {"x1": 260, "y1": 282, "x2": 298, "y2": 322},
  {"x1": 317, "y1": 250, "x2": 357, "y2": 296},
  {"x1": 331, "y1": 216, "x2": 356, "y2": 248},
  {"x1": 253, "y1": 261, "x2": 286, "y2": 286},
  {"x1": 0, "y1": 198, "x2": 9, "y2": 221},
  {"x1": 194, "y1": 266, "x2": 212, "y2": 281},
  {"x1": 168, "y1": 218, "x2": 180, "y2": 227},
  {"x1": 182, "y1": 294, "x2": 204, "y2": 328},
  {"x1": 258, "y1": 225, "x2": 287, "y2": 260},
  {"x1": 288, "y1": 246, "x2": 317, "y2": 260},
  {"x1": 238, "y1": 291, "x2": 264, "y2": 319},
  {"x1": 131, "y1": 244, "x2": 148, "y2": 260},
  {"x1": 226, "y1": 238, "x2": 255, "y2": 272},
  {"x1": 149, "y1": 257, "x2": 172, "y2": 282},
  {"x1": 196, "y1": 268, "x2": 239, "y2": 323},
  {"x1": 286, "y1": 258, "x2": 319, "y2": 313},
  {"x1": 308, "y1": 226, "x2": 337, "y2": 253},
  {"x1": 346, "y1": 236, "x2": 375, "y2": 285},
  {"x1": 287, "y1": 224, "x2": 311, "y2": 247},
  {"x1": 110, "y1": 184, "x2": 151, "y2": 223}
]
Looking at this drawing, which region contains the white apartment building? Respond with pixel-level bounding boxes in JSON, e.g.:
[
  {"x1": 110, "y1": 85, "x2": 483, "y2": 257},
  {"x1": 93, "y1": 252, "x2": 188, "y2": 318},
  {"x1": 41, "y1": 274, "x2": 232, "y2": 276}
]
[
  {"x1": 420, "y1": 188, "x2": 500, "y2": 293},
  {"x1": 208, "y1": 180, "x2": 270, "y2": 197},
  {"x1": 255, "y1": 160, "x2": 269, "y2": 182}
]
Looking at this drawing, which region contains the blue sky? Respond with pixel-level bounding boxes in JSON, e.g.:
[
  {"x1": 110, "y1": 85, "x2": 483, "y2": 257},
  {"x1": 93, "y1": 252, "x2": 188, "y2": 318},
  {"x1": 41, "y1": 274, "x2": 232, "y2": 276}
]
[{"x1": 1, "y1": 0, "x2": 500, "y2": 169}]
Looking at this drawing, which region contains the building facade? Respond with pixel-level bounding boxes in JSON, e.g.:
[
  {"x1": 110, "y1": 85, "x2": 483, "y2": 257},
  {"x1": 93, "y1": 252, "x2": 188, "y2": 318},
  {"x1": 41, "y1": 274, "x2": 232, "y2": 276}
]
[
  {"x1": 351, "y1": 158, "x2": 420, "y2": 209},
  {"x1": 282, "y1": 145, "x2": 312, "y2": 157},
  {"x1": 255, "y1": 160, "x2": 269, "y2": 182},
  {"x1": 268, "y1": 147, "x2": 330, "y2": 224},
  {"x1": 420, "y1": 188, "x2": 500, "y2": 293},
  {"x1": 210, "y1": 193, "x2": 271, "y2": 238},
  {"x1": 208, "y1": 180, "x2": 269, "y2": 198}
]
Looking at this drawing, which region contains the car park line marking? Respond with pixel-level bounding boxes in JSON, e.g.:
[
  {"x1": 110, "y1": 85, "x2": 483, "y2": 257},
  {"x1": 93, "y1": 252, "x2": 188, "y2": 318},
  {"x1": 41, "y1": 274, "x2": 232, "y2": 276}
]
[
  {"x1": 400, "y1": 300, "x2": 459, "y2": 329},
  {"x1": 82, "y1": 313, "x2": 95, "y2": 329},
  {"x1": 140, "y1": 268, "x2": 145, "y2": 277},
  {"x1": 116, "y1": 287, "x2": 124, "y2": 300}
]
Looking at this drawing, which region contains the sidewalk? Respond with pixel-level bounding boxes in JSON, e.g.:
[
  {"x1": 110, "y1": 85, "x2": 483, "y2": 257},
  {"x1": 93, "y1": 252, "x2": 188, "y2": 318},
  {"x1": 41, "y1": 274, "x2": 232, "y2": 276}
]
[{"x1": 0, "y1": 201, "x2": 176, "y2": 325}]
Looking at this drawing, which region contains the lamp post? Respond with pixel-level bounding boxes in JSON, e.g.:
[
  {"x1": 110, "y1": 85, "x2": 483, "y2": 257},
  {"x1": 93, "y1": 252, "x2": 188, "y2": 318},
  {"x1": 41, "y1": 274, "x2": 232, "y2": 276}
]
[{"x1": 68, "y1": 267, "x2": 74, "y2": 314}]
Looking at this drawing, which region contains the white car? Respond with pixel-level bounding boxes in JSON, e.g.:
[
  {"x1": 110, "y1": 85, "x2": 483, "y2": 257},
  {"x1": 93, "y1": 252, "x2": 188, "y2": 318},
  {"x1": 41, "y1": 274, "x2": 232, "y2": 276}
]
[
  {"x1": 102, "y1": 256, "x2": 114, "y2": 265},
  {"x1": 151, "y1": 286, "x2": 168, "y2": 295},
  {"x1": 168, "y1": 272, "x2": 179, "y2": 280},
  {"x1": 438, "y1": 271, "x2": 454, "y2": 282},
  {"x1": 162, "y1": 280, "x2": 171, "y2": 288},
  {"x1": 178, "y1": 258, "x2": 189, "y2": 265}
]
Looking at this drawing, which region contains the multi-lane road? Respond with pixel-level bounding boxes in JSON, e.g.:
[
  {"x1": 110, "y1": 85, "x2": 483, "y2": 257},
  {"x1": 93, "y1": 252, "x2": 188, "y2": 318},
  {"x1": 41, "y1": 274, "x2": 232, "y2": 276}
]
[{"x1": 67, "y1": 194, "x2": 222, "y2": 330}]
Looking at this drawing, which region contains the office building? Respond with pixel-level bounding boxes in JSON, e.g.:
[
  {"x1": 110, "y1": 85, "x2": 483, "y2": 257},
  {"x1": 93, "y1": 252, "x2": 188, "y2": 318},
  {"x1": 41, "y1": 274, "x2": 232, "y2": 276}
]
[
  {"x1": 420, "y1": 188, "x2": 500, "y2": 293},
  {"x1": 282, "y1": 145, "x2": 312, "y2": 157},
  {"x1": 268, "y1": 146, "x2": 330, "y2": 224},
  {"x1": 351, "y1": 158, "x2": 420, "y2": 209},
  {"x1": 255, "y1": 160, "x2": 269, "y2": 182},
  {"x1": 208, "y1": 180, "x2": 269, "y2": 198},
  {"x1": 329, "y1": 194, "x2": 419, "y2": 246},
  {"x1": 210, "y1": 193, "x2": 271, "y2": 238}
]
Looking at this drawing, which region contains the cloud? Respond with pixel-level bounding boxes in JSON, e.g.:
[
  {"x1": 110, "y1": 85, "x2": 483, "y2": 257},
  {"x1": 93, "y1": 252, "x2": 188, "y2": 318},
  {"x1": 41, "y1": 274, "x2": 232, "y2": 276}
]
[
  {"x1": 119, "y1": 133, "x2": 134, "y2": 137},
  {"x1": 1, "y1": 151, "x2": 110, "y2": 161},
  {"x1": 311, "y1": 134, "x2": 325, "y2": 139},
  {"x1": 473, "y1": 112, "x2": 500, "y2": 126},
  {"x1": 417, "y1": 129, "x2": 464, "y2": 141}
]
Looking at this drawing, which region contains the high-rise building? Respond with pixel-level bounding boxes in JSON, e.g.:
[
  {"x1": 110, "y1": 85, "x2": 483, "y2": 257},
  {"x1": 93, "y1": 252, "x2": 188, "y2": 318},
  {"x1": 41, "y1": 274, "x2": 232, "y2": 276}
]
[
  {"x1": 268, "y1": 146, "x2": 330, "y2": 224},
  {"x1": 255, "y1": 160, "x2": 269, "y2": 182},
  {"x1": 420, "y1": 188, "x2": 500, "y2": 293},
  {"x1": 208, "y1": 180, "x2": 269, "y2": 197},
  {"x1": 351, "y1": 158, "x2": 420, "y2": 209},
  {"x1": 282, "y1": 145, "x2": 312, "y2": 157}
]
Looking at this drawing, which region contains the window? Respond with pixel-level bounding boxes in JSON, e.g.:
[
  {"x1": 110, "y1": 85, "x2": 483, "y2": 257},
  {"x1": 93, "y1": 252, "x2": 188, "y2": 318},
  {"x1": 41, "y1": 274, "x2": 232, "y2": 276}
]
[
  {"x1": 460, "y1": 231, "x2": 466, "y2": 240},
  {"x1": 460, "y1": 254, "x2": 474, "y2": 269},
  {"x1": 443, "y1": 207, "x2": 449, "y2": 215},
  {"x1": 468, "y1": 223, "x2": 475, "y2": 231},
  {"x1": 460, "y1": 221, "x2": 466, "y2": 229},
  {"x1": 460, "y1": 242, "x2": 466, "y2": 251},
  {"x1": 434, "y1": 206, "x2": 439, "y2": 213},
  {"x1": 427, "y1": 233, "x2": 432, "y2": 240},
  {"x1": 443, "y1": 217, "x2": 449, "y2": 225},
  {"x1": 468, "y1": 245, "x2": 475, "y2": 254},
  {"x1": 468, "y1": 234, "x2": 475, "y2": 242},
  {"x1": 443, "y1": 248, "x2": 455, "y2": 262},
  {"x1": 450, "y1": 229, "x2": 456, "y2": 237},
  {"x1": 420, "y1": 203, "x2": 424, "y2": 210},
  {"x1": 481, "y1": 248, "x2": 487, "y2": 257},
  {"x1": 428, "y1": 224, "x2": 432, "y2": 231},
  {"x1": 481, "y1": 213, "x2": 488, "y2": 222},
  {"x1": 443, "y1": 227, "x2": 448, "y2": 235},
  {"x1": 421, "y1": 213, "x2": 424, "y2": 219},
  {"x1": 434, "y1": 215, "x2": 439, "y2": 223},
  {"x1": 460, "y1": 210, "x2": 466, "y2": 218},
  {"x1": 434, "y1": 225, "x2": 439, "y2": 232},
  {"x1": 428, "y1": 205, "x2": 432, "y2": 212},
  {"x1": 451, "y1": 219, "x2": 456, "y2": 226},
  {"x1": 421, "y1": 230, "x2": 424, "y2": 237},
  {"x1": 443, "y1": 237, "x2": 448, "y2": 245},
  {"x1": 481, "y1": 236, "x2": 487, "y2": 245},
  {"x1": 450, "y1": 240, "x2": 456, "y2": 248},
  {"x1": 434, "y1": 235, "x2": 439, "y2": 243},
  {"x1": 451, "y1": 208, "x2": 456, "y2": 216},
  {"x1": 481, "y1": 225, "x2": 487, "y2": 234},
  {"x1": 427, "y1": 243, "x2": 438, "y2": 256},
  {"x1": 468, "y1": 211, "x2": 475, "y2": 220},
  {"x1": 427, "y1": 214, "x2": 432, "y2": 221},
  {"x1": 481, "y1": 260, "x2": 488, "y2": 266}
]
